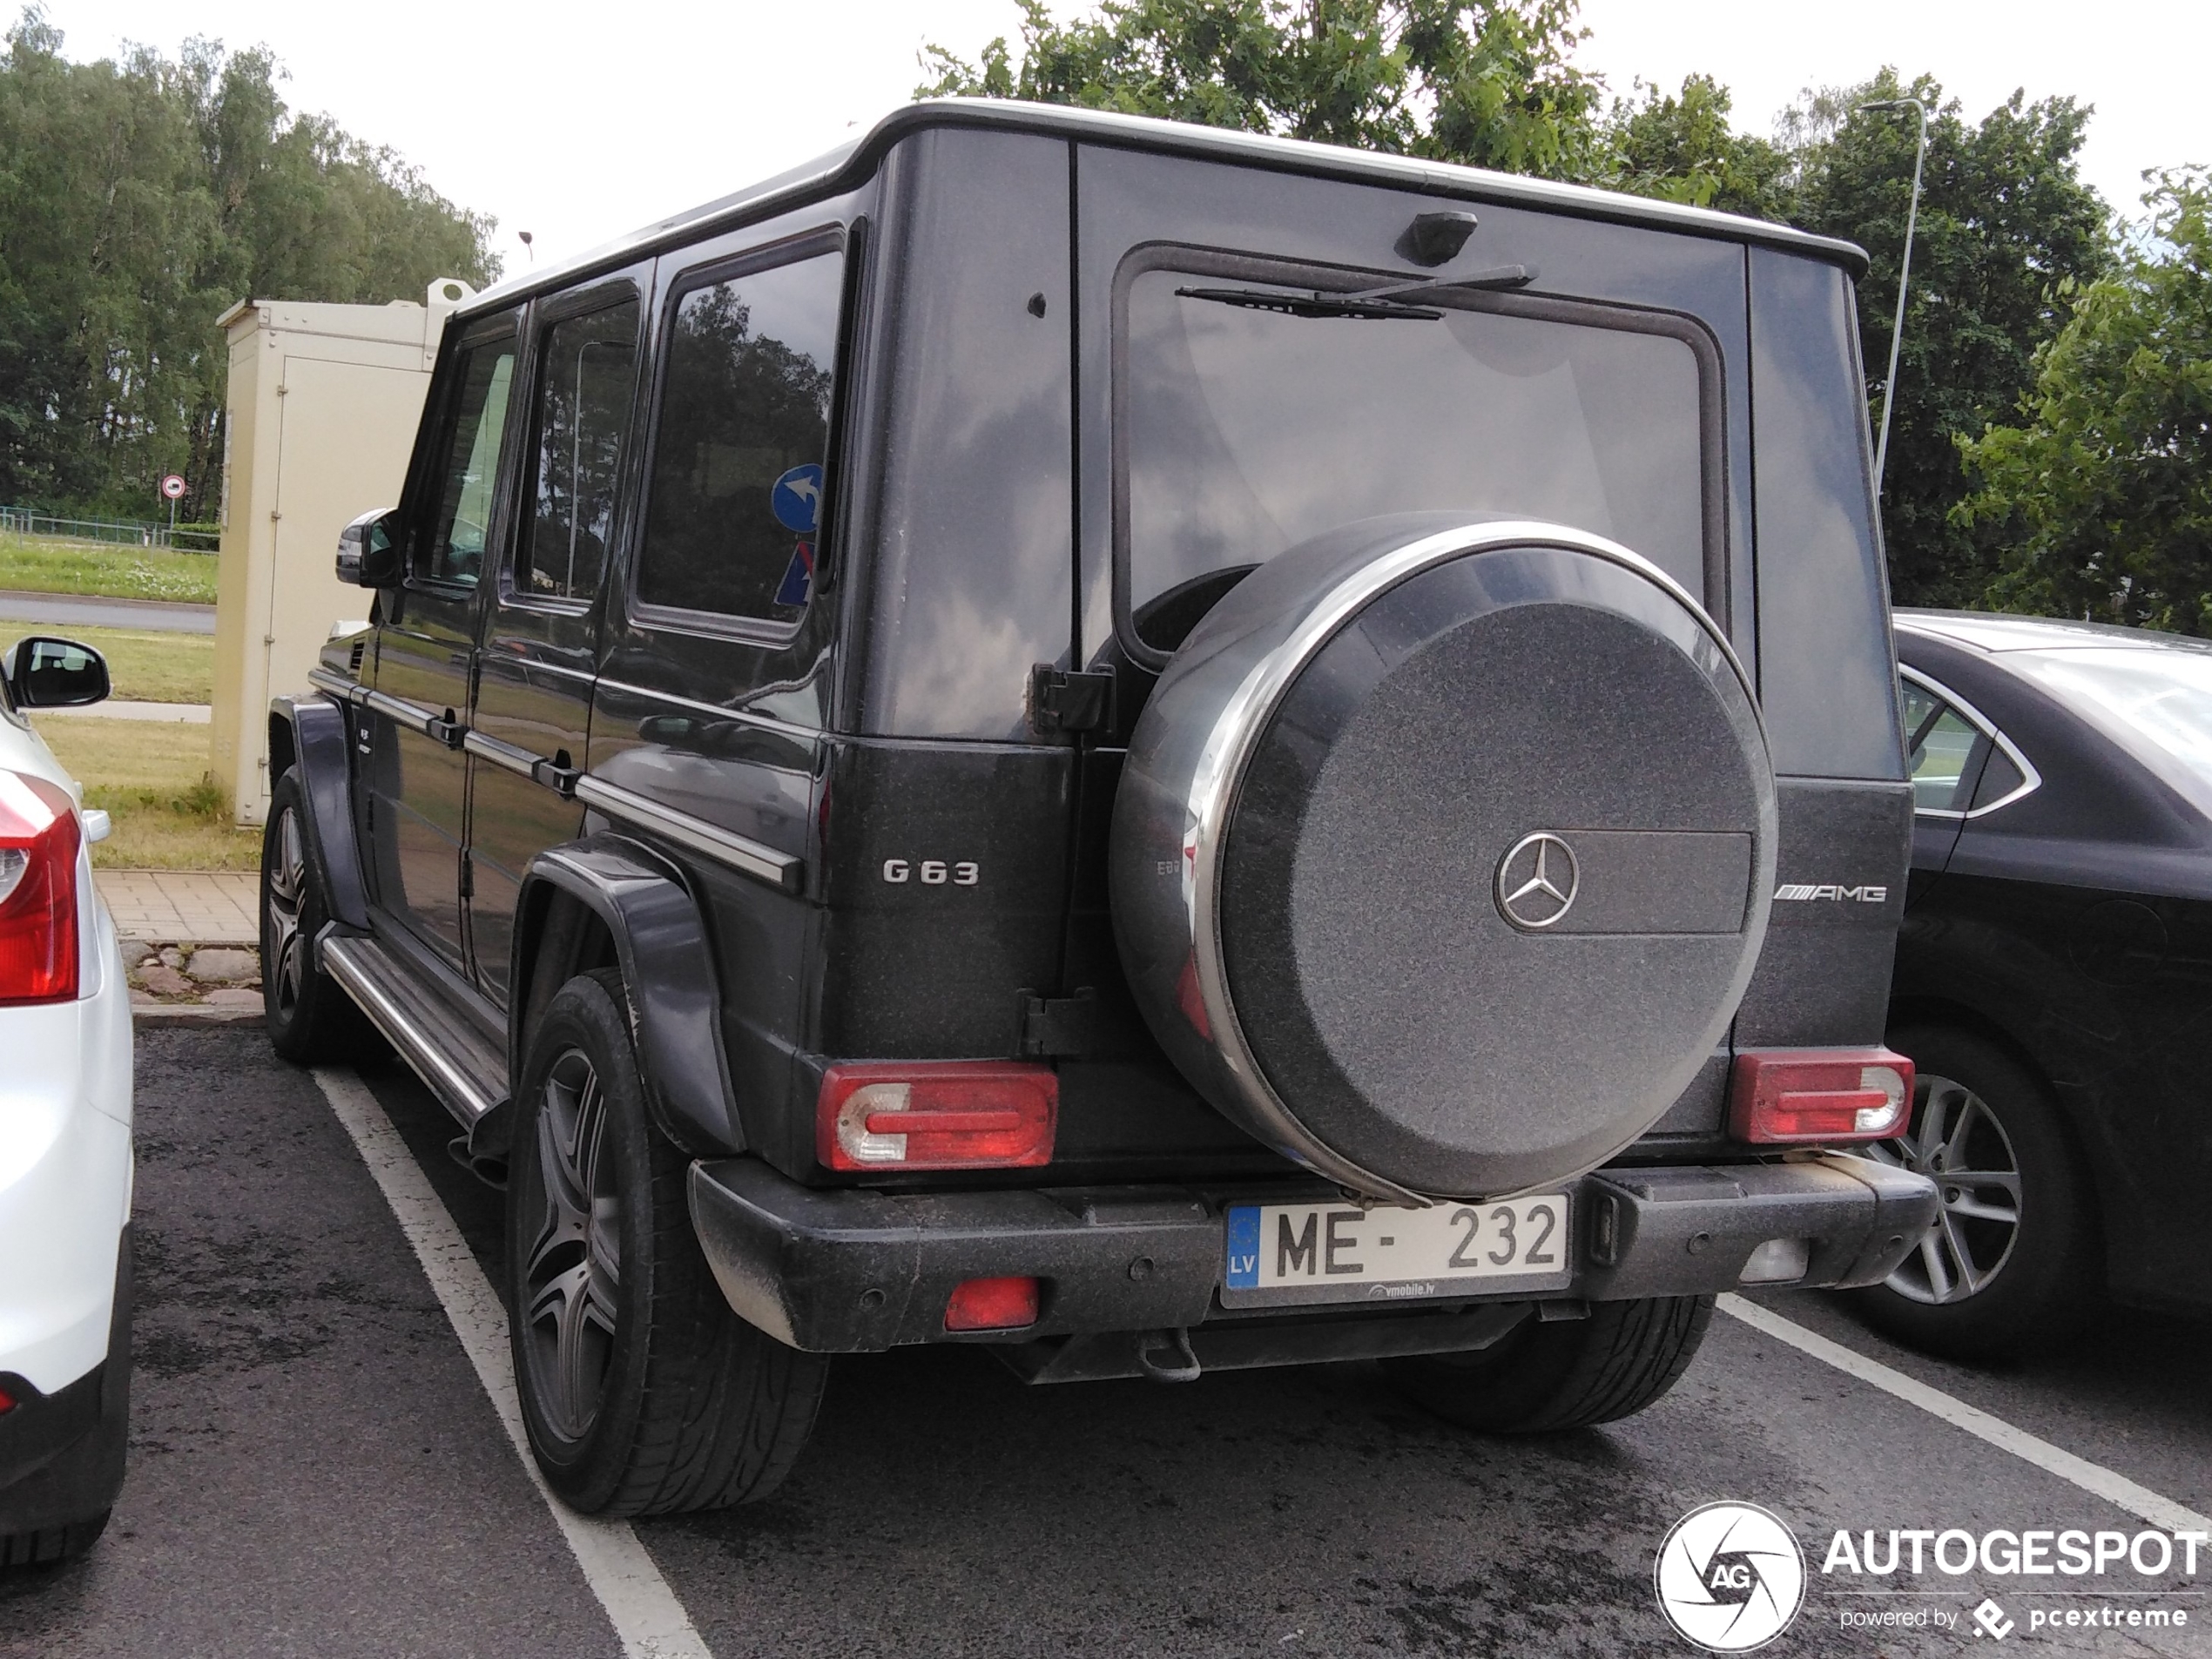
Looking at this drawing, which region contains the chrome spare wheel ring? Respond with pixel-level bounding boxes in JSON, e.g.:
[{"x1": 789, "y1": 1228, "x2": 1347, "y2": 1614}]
[
  {"x1": 266, "y1": 806, "x2": 307, "y2": 1020},
  {"x1": 1867, "y1": 1071, "x2": 2022, "y2": 1305},
  {"x1": 523, "y1": 1048, "x2": 622, "y2": 1442}
]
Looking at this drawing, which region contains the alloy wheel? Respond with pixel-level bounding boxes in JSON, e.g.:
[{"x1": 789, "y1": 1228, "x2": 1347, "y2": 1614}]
[
  {"x1": 1867, "y1": 1071, "x2": 2022, "y2": 1305},
  {"x1": 522, "y1": 1049, "x2": 624, "y2": 1442},
  {"x1": 265, "y1": 806, "x2": 307, "y2": 1019}
]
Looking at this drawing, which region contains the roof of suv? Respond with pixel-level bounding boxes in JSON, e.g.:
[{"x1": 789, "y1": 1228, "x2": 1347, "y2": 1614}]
[
  {"x1": 465, "y1": 98, "x2": 1871, "y2": 319},
  {"x1": 1897, "y1": 608, "x2": 2212, "y2": 658}
]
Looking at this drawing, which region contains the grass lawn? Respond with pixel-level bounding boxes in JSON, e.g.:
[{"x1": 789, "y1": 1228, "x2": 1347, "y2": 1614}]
[
  {"x1": 14, "y1": 624, "x2": 214, "y2": 704},
  {"x1": 31, "y1": 717, "x2": 259, "y2": 871},
  {"x1": 0, "y1": 531, "x2": 219, "y2": 604}
]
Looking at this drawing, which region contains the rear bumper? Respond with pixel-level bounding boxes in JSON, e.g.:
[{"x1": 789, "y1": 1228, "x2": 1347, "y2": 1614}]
[{"x1": 688, "y1": 1152, "x2": 1938, "y2": 1355}]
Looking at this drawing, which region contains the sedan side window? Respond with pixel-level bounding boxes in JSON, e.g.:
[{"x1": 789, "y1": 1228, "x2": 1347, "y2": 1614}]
[
  {"x1": 516, "y1": 299, "x2": 640, "y2": 605},
  {"x1": 421, "y1": 328, "x2": 520, "y2": 590},
  {"x1": 1900, "y1": 678, "x2": 1985, "y2": 813},
  {"x1": 634, "y1": 252, "x2": 844, "y2": 625}
]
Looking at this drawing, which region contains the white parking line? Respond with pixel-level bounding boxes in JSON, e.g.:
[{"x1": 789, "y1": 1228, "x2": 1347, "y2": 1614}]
[
  {"x1": 1719, "y1": 1294, "x2": 2212, "y2": 1534},
  {"x1": 313, "y1": 1068, "x2": 712, "y2": 1659}
]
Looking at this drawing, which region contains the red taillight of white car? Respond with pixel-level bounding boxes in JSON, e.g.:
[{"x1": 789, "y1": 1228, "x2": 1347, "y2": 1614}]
[
  {"x1": 0, "y1": 770, "x2": 81, "y2": 1006},
  {"x1": 1729, "y1": 1049, "x2": 1916, "y2": 1144},
  {"x1": 816, "y1": 1062, "x2": 1057, "y2": 1171}
]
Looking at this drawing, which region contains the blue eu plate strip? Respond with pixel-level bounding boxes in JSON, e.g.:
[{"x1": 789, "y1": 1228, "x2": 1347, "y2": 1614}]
[{"x1": 1224, "y1": 1205, "x2": 1261, "y2": 1288}]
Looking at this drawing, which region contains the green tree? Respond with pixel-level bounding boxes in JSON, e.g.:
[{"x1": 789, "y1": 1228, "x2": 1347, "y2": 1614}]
[
  {"x1": 918, "y1": 0, "x2": 1607, "y2": 180},
  {"x1": 0, "y1": 9, "x2": 497, "y2": 520},
  {"x1": 1960, "y1": 173, "x2": 2212, "y2": 634},
  {"x1": 1598, "y1": 74, "x2": 1791, "y2": 219},
  {"x1": 1778, "y1": 71, "x2": 2111, "y2": 607}
]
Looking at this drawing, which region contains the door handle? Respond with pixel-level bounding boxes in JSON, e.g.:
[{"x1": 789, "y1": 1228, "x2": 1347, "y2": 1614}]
[{"x1": 425, "y1": 709, "x2": 466, "y2": 749}]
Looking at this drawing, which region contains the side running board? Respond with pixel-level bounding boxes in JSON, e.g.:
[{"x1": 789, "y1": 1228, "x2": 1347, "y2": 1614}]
[{"x1": 320, "y1": 933, "x2": 508, "y2": 1128}]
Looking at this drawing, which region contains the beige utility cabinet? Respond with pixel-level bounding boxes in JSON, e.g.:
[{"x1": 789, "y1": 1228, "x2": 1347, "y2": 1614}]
[{"x1": 211, "y1": 280, "x2": 473, "y2": 825}]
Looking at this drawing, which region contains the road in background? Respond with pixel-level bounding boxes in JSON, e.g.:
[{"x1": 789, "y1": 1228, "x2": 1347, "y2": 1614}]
[
  {"x1": 0, "y1": 594, "x2": 216, "y2": 635},
  {"x1": 3, "y1": 1027, "x2": 2207, "y2": 1657}
]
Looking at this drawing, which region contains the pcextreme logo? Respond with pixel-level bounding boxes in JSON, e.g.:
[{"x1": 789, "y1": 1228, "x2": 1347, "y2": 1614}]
[{"x1": 1655, "y1": 1502, "x2": 1807, "y2": 1652}]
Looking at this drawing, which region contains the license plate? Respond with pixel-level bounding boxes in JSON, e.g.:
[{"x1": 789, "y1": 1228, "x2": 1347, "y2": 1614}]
[{"x1": 1221, "y1": 1193, "x2": 1574, "y2": 1308}]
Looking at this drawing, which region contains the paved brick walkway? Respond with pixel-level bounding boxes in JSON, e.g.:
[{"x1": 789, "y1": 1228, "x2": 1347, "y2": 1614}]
[{"x1": 99, "y1": 869, "x2": 258, "y2": 947}]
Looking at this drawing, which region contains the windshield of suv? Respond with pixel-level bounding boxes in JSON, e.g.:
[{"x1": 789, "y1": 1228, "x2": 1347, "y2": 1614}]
[
  {"x1": 2014, "y1": 645, "x2": 2212, "y2": 817},
  {"x1": 1121, "y1": 265, "x2": 1711, "y2": 652}
]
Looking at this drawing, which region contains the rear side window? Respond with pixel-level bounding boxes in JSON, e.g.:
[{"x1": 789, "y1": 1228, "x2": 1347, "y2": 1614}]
[
  {"x1": 516, "y1": 299, "x2": 640, "y2": 605},
  {"x1": 1899, "y1": 677, "x2": 1984, "y2": 812},
  {"x1": 1116, "y1": 254, "x2": 1716, "y2": 658},
  {"x1": 421, "y1": 328, "x2": 519, "y2": 589},
  {"x1": 635, "y1": 251, "x2": 843, "y2": 624}
]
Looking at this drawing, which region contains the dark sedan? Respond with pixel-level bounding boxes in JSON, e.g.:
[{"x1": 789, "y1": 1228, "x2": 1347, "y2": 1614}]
[{"x1": 1856, "y1": 609, "x2": 2212, "y2": 1358}]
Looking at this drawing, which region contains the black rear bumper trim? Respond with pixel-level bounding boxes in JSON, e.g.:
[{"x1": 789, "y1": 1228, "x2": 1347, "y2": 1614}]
[{"x1": 687, "y1": 1153, "x2": 1938, "y2": 1355}]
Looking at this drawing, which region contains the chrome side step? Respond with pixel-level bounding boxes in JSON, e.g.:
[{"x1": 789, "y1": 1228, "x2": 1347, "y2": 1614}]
[{"x1": 321, "y1": 932, "x2": 508, "y2": 1128}]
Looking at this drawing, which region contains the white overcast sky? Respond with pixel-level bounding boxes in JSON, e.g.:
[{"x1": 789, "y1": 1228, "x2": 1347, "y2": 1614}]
[{"x1": 34, "y1": 0, "x2": 2211, "y2": 277}]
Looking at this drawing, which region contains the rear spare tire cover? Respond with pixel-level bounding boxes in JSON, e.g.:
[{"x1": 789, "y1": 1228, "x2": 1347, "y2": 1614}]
[{"x1": 1110, "y1": 515, "x2": 1775, "y2": 1201}]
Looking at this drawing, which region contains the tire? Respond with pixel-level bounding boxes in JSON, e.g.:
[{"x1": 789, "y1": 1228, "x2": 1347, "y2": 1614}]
[
  {"x1": 1385, "y1": 1294, "x2": 1714, "y2": 1433},
  {"x1": 0, "y1": 1512, "x2": 111, "y2": 1569},
  {"x1": 1112, "y1": 518, "x2": 1775, "y2": 1203},
  {"x1": 1847, "y1": 1026, "x2": 2096, "y2": 1361},
  {"x1": 507, "y1": 969, "x2": 828, "y2": 1516},
  {"x1": 260, "y1": 771, "x2": 374, "y2": 1063}
]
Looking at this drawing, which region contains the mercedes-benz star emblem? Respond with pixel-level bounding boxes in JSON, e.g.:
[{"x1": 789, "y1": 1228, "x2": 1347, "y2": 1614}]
[{"x1": 1495, "y1": 831, "x2": 1580, "y2": 930}]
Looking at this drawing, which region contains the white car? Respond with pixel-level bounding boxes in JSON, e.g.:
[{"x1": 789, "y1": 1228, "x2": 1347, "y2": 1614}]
[{"x1": 0, "y1": 635, "x2": 132, "y2": 1567}]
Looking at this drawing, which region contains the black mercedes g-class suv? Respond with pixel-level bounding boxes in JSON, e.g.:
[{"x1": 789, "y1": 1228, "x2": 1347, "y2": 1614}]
[{"x1": 264, "y1": 100, "x2": 1939, "y2": 1517}]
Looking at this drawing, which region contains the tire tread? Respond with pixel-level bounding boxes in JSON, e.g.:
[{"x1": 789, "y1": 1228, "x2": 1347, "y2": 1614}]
[{"x1": 513, "y1": 969, "x2": 826, "y2": 1517}]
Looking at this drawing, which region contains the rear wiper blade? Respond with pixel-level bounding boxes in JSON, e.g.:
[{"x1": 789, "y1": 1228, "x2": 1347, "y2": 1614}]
[
  {"x1": 1173, "y1": 287, "x2": 1443, "y2": 320},
  {"x1": 1350, "y1": 264, "x2": 1540, "y2": 301},
  {"x1": 1174, "y1": 264, "x2": 1539, "y2": 320}
]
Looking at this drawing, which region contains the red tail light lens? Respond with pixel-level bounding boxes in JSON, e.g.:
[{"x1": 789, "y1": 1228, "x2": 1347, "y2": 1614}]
[
  {"x1": 1730, "y1": 1049, "x2": 1915, "y2": 1144},
  {"x1": 0, "y1": 771, "x2": 80, "y2": 1006},
  {"x1": 944, "y1": 1276, "x2": 1041, "y2": 1332},
  {"x1": 817, "y1": 1062, "x2": 1057, "y2": 1171}
]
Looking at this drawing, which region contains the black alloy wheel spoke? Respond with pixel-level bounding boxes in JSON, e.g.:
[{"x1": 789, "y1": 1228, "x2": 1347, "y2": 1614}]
[
  {"x1": 266, "y1": 807, "x2": 306, "y2": 1016},
  {"x1": 523, "y1": 1049, "x2": 623, "y2": 1440}
]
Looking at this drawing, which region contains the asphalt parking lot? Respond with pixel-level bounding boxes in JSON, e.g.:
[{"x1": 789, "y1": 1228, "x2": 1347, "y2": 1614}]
[{"x1": 3, "y1": 1026, "x2": 2208, "y2": 1657}]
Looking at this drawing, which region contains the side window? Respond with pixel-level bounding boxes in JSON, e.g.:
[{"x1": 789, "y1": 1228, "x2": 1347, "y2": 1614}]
[
  {"x1": 421, "y1": 328, "x2": 519, "y2": 589},
  {"x1": 635, "y1": 251, "x2": 843, "y2": 624},
  {"x1": 516, "y1": 299, "x2": 640, "y2": 605},
  {"x1": 1900, "y1": 677, "x2": 1985, "y2": 812}
]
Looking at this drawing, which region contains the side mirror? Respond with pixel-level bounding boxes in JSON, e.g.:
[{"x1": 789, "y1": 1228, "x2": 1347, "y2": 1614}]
[
  {"x1": 336, "y1": 508, "x2": 402, "y2": 588},
  {"x1": 8, "y1": 636, "x2": 110, "y2": 709}
]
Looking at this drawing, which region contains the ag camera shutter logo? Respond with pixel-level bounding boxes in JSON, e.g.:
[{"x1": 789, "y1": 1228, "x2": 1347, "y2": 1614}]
[{"x1": 1655, "y1": 1501, "x2": 1806, "y2": 1651}]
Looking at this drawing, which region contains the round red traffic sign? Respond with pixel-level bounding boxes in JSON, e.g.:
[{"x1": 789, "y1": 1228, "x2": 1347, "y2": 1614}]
[{"x1": 159, "y1": 474, "x2": 187, "y2": 501}]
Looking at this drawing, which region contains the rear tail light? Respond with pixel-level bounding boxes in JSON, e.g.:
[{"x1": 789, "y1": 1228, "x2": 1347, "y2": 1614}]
[
  {"x1": 817, "y1": 1062, "x2": 1056, "y2": 1171},
  {"x1": 1730, "y1": 1049, "x2": 1915, "y2": 1144},
  {"x1": 944, "y1": 1276, "x2": 1040, "y2": 1332},
  {"x1": 0, "y1": 771, "x2": 80, "y2": 1006}
]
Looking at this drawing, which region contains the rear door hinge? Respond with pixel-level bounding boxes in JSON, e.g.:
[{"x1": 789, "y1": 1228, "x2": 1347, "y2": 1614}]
[
  {"x1": 457, "y1": 852, "x2": 475, "y2": 900},
  {"x1": 1028, "y1": 664, "x2": 1116, "y2": 735},
  {"x1": 1019, "y1": 988, "x2": 1100, "y2": 1058}
]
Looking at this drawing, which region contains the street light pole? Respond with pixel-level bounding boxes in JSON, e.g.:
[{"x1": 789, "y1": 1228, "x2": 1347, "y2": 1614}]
[{"x1": 1860, "y1": 97, "x2": 1929, "y2": 500}]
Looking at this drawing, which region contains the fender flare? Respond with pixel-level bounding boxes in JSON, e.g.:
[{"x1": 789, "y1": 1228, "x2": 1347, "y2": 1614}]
[
  {"x1": 267, "y1": 695, "x2": 368, "y2": 930},
  {"x1": 515, "y1": 837, "x2": 745, "y2": 1158}
]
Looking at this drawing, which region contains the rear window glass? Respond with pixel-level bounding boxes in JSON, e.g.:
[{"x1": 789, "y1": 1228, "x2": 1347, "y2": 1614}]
[
  {"x1": 2015, "y1": 645, "x2": 2212, "y2": 815},
  {"x1": 635, "y1": 251, "x2": 843, "y2": 624},
  {"x1": 1119, "y1": 261, "x2": 1710, "y2": 651}
]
